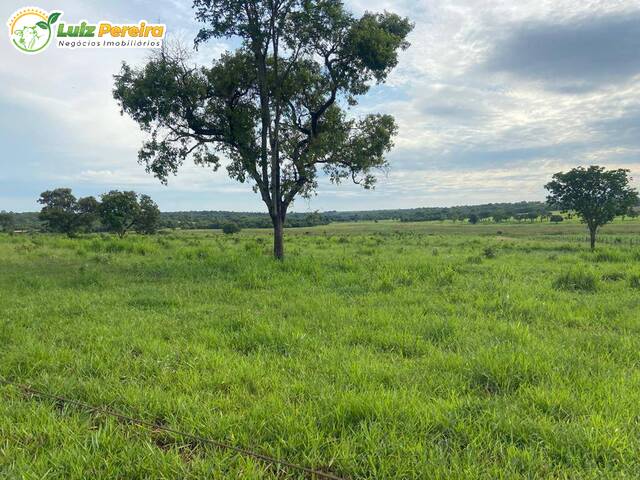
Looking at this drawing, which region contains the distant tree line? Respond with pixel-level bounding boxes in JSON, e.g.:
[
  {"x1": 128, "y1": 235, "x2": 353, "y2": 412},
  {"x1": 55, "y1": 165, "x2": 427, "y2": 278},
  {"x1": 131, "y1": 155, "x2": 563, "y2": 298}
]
[
  {"x1": 328, "y1": 202, "x2": 551, "y2": 223},
  {"x1": 159, "y1": 210, "x2": 330, "y2": 230},
  {"x1": 138, "y1": 202, "x2": 557, "y2": 229},
  {"x1": 1, "y1": 207, "x2": 330, "y2": 232},
  {"x1": 2, "y1": 197, "x2": 639, "y2": 235}
]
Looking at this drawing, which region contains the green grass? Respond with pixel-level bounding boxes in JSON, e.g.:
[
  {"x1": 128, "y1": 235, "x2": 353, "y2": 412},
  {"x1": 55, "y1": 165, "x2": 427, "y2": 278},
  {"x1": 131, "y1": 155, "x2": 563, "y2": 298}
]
[{"x1": 2, "y1": 224, "x2": 640, "y2": 479}]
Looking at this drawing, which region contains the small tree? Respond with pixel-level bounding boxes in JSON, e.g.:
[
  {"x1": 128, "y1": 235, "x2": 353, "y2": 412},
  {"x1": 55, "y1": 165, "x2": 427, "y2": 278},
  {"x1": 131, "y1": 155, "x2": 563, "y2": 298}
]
[
  {"x1": 38, "y1": 188, "x2": 98, "y2": 236},
  {"x1": 545, "y1": 166, "x2": 639, "y2": 249},
  {"x1": 136, "y1": 194, "x2": 161, "y2": 234},
  {"x1": 0, "y1": 211, "x2": 15, "y2": 232},
  {"x1": 99, "y1": 191, "x2": 141, "y2": 238},
  {"x1": 468, "y1": 213, "x2": 479, "y2": 225},
  {"x1": 113, "y1": 0, "x2": 413, "y2": 259}
]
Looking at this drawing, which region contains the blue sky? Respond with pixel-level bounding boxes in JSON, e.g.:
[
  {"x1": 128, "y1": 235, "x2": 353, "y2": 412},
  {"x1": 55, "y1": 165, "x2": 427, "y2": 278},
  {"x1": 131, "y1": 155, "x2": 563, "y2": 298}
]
[{"x1": 2, "y1": 0, "x2": 640, "y2": 213}]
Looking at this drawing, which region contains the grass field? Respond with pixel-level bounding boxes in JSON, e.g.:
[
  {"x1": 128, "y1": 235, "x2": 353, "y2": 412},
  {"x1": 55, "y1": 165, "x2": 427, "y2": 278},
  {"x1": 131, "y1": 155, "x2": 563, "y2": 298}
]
[{"x1": 2, "y1": 222, "x2": 640, "y2": 479}]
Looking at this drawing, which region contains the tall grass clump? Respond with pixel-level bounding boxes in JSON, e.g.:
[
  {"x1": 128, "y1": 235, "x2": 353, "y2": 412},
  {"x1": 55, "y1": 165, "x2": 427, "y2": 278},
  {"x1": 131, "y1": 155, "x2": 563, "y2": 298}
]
[
  {"x1": 553, "y1": 269, "x2": 599, "y2": 292},
  {"x1": 629, "y1": 274, "x2": 640, "y2": 289},
  {"x1": 586, "y1": 248, "x2": 625, "y2": 263},
  {"x1": 601, "y1": 271, "x2": 625, "y2": 282}
]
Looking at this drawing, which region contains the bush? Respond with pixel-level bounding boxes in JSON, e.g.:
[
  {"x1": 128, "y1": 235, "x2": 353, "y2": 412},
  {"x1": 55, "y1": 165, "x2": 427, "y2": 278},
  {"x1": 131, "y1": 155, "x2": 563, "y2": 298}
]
[
  {"x1": 222, "y1": 222, "x2": 241, "y2": 234},
  {"x1": 554, "y1": 270, "x2": 598, "y2": 292},
  {"x1": 483, "y1": 246, "x2": 497, "y2": 259},
  {"x1": 550, "y1": 215, "x2": 564, "y2": 223}
]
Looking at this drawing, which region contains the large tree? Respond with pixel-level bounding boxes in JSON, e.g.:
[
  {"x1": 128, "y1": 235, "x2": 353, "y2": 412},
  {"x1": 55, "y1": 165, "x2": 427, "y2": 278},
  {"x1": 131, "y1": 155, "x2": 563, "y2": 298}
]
[
  {"x1": 545, "y1": 166, "x2": 639, "y2": 249},
  {"x1": 99, "y1": 191, "x2": 161, "y2": 237},
  {"x1": 99, "y1": 190, "x2": 142, "y2": 238},
  {"x1": 38, "y1": 188, "x2": 99, "y2": 236},
  {"x1": 113, "y1": 0, "x2": 413, "y2": 259}
]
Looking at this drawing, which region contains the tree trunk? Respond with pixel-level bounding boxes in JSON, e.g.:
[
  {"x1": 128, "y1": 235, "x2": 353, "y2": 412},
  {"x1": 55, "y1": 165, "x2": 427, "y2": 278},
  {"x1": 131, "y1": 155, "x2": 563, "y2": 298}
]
[
  {"x1": 589, "y1": 226, "x2": 597, "y2": 250},
  {"x1": 273, "y1": 214, "x2": 284, "y2": 260}
]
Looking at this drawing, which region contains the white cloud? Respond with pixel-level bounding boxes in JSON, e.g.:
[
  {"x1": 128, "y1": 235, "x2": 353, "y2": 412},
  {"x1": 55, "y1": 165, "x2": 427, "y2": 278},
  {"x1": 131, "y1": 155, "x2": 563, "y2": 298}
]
[{"x1": 2, "y1": 0, "x2": 640, "y2": 211}]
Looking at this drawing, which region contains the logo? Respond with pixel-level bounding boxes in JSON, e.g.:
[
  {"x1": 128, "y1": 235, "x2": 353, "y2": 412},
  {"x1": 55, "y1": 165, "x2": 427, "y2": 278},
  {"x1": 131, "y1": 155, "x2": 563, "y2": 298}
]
[
  {"x1": 8, "y1": 7, "x2": 60, "y2": 54},
  {"x1": 8, "y1": 7, "x2": 165, "y2": 54}
]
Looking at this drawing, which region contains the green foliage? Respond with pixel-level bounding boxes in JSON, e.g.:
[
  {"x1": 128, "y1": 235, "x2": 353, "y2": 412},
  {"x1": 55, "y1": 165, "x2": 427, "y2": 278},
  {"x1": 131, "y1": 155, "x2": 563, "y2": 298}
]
[
  {"x1": 99, "y1": 191, "x2": 141, "y2": 238},
  {"x1": 222, "y1": 222, "x2": 241, "y2": 234},
  {"x1": 37, "y1": 188, "x2": 98, "y2": 236},
  {"x1": 114, "y1": 0, "x2": 413, "y2": 257},
  {"x1": 483, "y1": 246, "x2": 497, "y2": 259},
  {"x1": 135, "y1": 194, "x2": 161, "y2": 235},
  {"x1": 553, "y1": 269, "x2": 599, "y2": 292},
  {"x1": 99, "y1": 191, "x2": 160, "y2": 237},
  {"x1": 546, "y1": 166, "x2": 639, "y2": 248},
  {"x1": 4, "y1": 201, "x2": 566, "y2": 232},
  {"x1": 0, "y1": 211, "x2": 15, "y2": 232}
]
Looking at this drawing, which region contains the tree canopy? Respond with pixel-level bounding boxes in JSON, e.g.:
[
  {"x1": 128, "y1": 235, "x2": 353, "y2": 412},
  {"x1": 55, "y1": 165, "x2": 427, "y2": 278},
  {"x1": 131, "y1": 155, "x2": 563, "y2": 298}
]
[
  {"x1": 99, "y1": 190, "x2": 160, "y2": 237},
  {"x1": 38, "y1": 188, "x2": 98, "y2": 236},
  {"x1": 545, "y1": 166, "x2": 639, "y2": 249},
  {"x1": 114, "y1": 0, "x2": 413, "y2": 258},
  {"x1": 136, "y1": 194, "x2": 162, "y2": 235}
]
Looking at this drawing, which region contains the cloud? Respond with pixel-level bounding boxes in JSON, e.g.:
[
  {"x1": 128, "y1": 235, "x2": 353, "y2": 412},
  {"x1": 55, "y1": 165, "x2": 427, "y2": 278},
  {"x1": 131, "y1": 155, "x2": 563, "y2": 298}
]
[
  {"x1": 483, "y1": 12, "x2": 640, "y2": 92},
  {"x1": 2, "y1": 0, "x2": 640, "y2": 212}
]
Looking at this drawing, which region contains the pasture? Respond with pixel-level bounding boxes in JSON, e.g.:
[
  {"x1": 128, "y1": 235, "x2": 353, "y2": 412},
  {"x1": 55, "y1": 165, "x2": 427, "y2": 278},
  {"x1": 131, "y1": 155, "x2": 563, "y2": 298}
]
[{"x1": 1, "y1": 222, "x2": 640, "y2": 479}]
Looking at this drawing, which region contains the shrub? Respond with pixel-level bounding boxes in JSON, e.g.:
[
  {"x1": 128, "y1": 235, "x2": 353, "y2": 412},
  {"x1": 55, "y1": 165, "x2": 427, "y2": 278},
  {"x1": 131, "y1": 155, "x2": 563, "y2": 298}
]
[
  {"x1": 222, "y1": 222, "x2": 241, "y2": 234},
  {"x1": 554, "y1": 270, "x2": 598, "y2": 292},
  {"x1": 483, "y1": 246, "x2": 497, "y2": 259}
]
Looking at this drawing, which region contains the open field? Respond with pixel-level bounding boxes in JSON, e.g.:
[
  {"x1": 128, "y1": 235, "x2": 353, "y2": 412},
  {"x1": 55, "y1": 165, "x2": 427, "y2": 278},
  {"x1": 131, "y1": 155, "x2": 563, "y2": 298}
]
[
  {"x1": 2, "y1": 222, "x2": 640, "y2": 479},
  {"x1": 245, "y1": 220, "x2": 640, "y2": 241}
]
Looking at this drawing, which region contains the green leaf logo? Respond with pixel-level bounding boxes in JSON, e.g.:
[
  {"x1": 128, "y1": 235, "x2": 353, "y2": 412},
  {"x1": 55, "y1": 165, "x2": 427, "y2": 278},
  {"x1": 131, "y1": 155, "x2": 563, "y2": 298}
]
[
  {"x1": 48, "y1": 12, "x2": 61, "y2": 25},
  {"x1": 8, "y1": 7, "x2": 62, "y2": 54}
]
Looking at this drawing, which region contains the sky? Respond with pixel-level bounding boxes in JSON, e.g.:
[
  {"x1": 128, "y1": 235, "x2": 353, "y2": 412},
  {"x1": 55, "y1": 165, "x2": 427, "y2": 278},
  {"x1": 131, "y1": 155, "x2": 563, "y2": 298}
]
[{"x1": 2, "y1": 0, "x2": 640, "y2": 213}]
